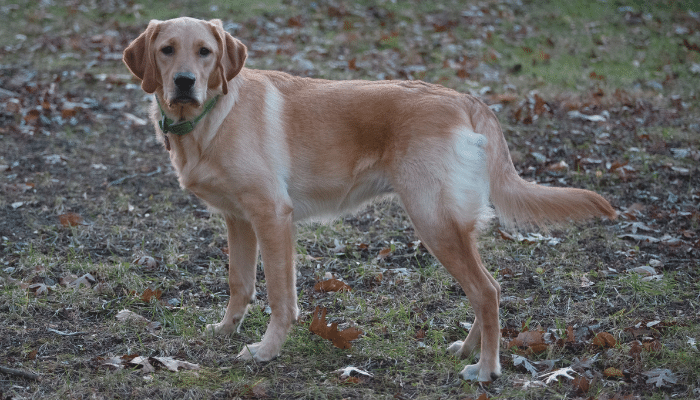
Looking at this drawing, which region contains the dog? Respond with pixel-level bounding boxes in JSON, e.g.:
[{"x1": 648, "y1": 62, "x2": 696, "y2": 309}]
[{"x1": 123, "y1": 17, "x2": 615, "y2": 382}]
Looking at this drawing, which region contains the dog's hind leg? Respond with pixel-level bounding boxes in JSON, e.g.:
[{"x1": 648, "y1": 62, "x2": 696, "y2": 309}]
[
  {"x1": 206, "y1": 215, "x2": 258, "y2": 336},
  {"x1": 399, "y1": 187, "x2": 501, "y2": 382}
]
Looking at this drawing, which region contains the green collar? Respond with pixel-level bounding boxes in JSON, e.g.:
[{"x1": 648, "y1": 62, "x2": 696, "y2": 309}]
[{"x1": 156, "y1": 96, "x2": 219, "y2": 136}]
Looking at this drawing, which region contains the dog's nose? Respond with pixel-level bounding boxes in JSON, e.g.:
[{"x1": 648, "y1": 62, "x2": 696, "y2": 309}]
[{"x1": 174, "y1": 72, "x2": 196, "y2": 90}]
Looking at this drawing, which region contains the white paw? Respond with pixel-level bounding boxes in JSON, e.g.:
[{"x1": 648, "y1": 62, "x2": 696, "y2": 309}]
[
  {"x1": 458, "y1": 361, "x2": 501, "y2": 383},
  {"x1": 447, "y1": 340, "x2": 464, "y2": 356},
  {"x1": 205, "y1": 321, "x2": 237, "y2": 336},
  {"x1": 459, "y1": 362, "x2": 482, "y2": 381},
  {"x1": 237, "y1": 342, "x2": 278, "y2": 362}
]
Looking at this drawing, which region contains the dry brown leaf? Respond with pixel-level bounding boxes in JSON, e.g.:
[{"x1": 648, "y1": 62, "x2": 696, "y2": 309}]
[
  {"x1": 603, "y1": 367, "x2": 623, "y2": 379},
  {"x1": 314, "y1": 278, "x2": 351, "y2": 293},
  {"x1": 28, "y1": 283, "x2": 49, "y2": 296},
  {"x1": 115, "y1": 309, "x2": 148, "y2": 324},
  {"x1": 527, "y1": 343, "x2": 549, "y2": 354},
  {"x1": 642, "y1": 339, "x2": 662, "y2": 352},
  {"x1": 566, "y1": 326, "x2": 575, "y2": 343},
  {"x1": 135, "y1": 255, "x2": 157, "y2": 268},
  {"x1": 140, "y1": 287, "x2": 163, "y2": 302},
  {"x1": 130, "y1": 356, "x2": 155, "y2": 373},
  {"x1": 309, "y1": 306, "x2": 362, "y2": 349},
  {"x1": 629, "y1": 340, "x2": 642, "y2": 359},
  {"x1": 150, "y1": 356, "x2": 200, "y2": 372},
  {"x1": 377, "y1": 247, "x2": 391, "y2": 260},
  {"x1": 70, "y1": 273, "x2": 96, "y2": 289},
  {"x1": 59, "y1": 273, "x2": 78, "y2": 287},
  {"x1": 571, "y1": 376, "x2": 590, "y2": 394},
  {"x1": 592, "y1": 332, "x2": 616, "y2": 348},
  {"x1": 508, "y1": 329, "x2": 545, "y2": 348},
  {"x1": 58, "y1": 212, "x2": 84, "y2": 227}
]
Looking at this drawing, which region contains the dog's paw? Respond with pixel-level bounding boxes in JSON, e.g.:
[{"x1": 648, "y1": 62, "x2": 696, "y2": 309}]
[
  {"x1": 458, "y1": 361, "x2": 501, "y2": 383},
  {"x1": 447, "y1": 340, "x2": 465, "y2": 356},
  {"x1": 236, "y1": 342, "x2": 279, "y2": 362},
  {"x1": 205, "y1": 321, "x2": 237, "y2": 336}
]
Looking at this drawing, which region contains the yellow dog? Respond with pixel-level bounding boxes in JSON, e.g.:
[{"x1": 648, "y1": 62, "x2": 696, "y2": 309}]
[{"x1": 123, "y1": 17, "x2": 615, "y2": 382}]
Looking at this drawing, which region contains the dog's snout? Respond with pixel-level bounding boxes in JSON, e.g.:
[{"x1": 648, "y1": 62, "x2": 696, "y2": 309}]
[{"x1": 174, "y1": 72, "x2": 196, "y2": 90}]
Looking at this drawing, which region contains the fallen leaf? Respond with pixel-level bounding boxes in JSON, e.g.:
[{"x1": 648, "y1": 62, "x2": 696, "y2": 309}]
[
  {"x1": 130, "y1": 356, "x2": 155, "y2": 373},
  {"x1": 140, "y1": 287, "x2": 162, "y2": 302},
  {"x1": 629, "y1": 266, "x2": 657, "y2": 276},
  {"x1": 376, "y1": 247, "x2": 391, "y2": 260},
  {"x1": 69, "y1": 273, "x2": 96, "y2": 289},
  {"x1": 572, "y1": 376, "x2": 590, "y2": 394},
  {"x1": 642, "y1": 339, "x2": 662, "y2": 352},
  {"x1": 642, "y1": 368, "x2": 677, "y2": 387},
  {"x1": 135, "y1": 255, "x2": 158, "y2": 268},
  {"x1": 603, "y1": 367, "x2": 623, "y2": 379},
  {"x1": 539, "y1": 367, "x2": 576, "y2": 384},
  {"x1": 333, "y1": 366, "x2": 374, "y2": 379},
  {"x1": 28, "y1": 283, "x2": 49, "y2": 296},
  {"x1": 629, "y1": 340, "x2": 642, "y2": 359},
  {"x1": 571, "y1": 354, "x2": 599, "y2": 371},
  {"x1": 547, "y1": 160, "x2": 569, "y2": 172},
  {"x1": 619, "y1": 234, "x2": 660, "y2": 243},
  {"x1": 150, "y1": 356, "x2": 200, "y2": 372},
  {"x1": 309, "y1": 306, "x2": 362, "y2": 349},
  {"x1": 508, "y1": 329, "x2": 545, "y2": 348},
  {"x1": 592, "y1": 332, "x2": 616, "y2": 348},
  {"x1": 58, "y1": 212, "x2": 84, "y2": 227},
  {"x1": 314, "y1": 278, "x2": 351, "y2": 293},
  {"x1": 512, "y1": 354, "x2": 539, "y2": 376},
  {"x1": 115, "y1": 309, "x2": 149, "y2": 324},
  {"x1": 513, "y1": 378, "x2": 546, "y2": 389},
  {"x1": 59, "y1": 273, "x2": 78, "y2": 286}
]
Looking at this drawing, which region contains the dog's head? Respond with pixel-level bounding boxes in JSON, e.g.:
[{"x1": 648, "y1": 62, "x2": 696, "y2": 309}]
[{"x1": 123, "y1": 18, "x2": 246, "y2": 111}]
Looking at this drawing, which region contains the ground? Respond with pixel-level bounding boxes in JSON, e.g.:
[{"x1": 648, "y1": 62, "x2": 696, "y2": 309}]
[{"x1": 1, "y1": 0, "x2": 699, "y2": 399}]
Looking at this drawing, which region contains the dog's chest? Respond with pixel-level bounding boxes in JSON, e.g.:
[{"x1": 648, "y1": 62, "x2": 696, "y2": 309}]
[{"x1": 169, "y1": 148, "x2": 245, "y2": 214}]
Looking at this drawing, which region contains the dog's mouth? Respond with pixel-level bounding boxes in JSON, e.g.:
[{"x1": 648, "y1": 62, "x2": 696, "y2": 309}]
[{"x1": 171, "y1": 94, "x2": 200, "y2": 106}]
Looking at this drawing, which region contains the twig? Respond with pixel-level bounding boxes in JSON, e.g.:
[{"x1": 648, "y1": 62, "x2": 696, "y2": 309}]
[
  {"x1": 108, "y1": 166, "x2": 162, "y2": 186},
  {"x1": 0, "y1": 365, "x2": 41, "y2": 381},
  {"x1": 47, "y1": 328, "x2": 88, "y2": 336}
]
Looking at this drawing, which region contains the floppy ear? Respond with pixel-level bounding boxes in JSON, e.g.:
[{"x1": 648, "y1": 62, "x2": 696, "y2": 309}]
[
  {"x1": 123, "y1": 20, "x2": 161, "y2": 94},
  {"x1": 208, "y1": 19, "x2": 247, "y2": 95}
]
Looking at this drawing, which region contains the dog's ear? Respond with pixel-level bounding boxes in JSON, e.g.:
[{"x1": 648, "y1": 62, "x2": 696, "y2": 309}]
[
  {"x1": 208, "y1": 19, "x2": 247, "y2": 95},
  {"x1": 123, "y1": 20, "x2": 161, "y2": 94}
]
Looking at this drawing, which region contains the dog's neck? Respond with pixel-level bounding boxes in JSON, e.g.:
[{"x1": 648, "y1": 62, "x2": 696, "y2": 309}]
[{"x1": 156, "y1": 95, "x2": 220, "y2": 137}]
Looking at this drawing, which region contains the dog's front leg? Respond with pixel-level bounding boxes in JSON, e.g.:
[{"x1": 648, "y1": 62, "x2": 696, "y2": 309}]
[
  {"x1": 237, "y1": 202, "x2": 298, "y2": 362},
  {"x1": 206, "y1": 215, "x2": 258, "y2": 336}
]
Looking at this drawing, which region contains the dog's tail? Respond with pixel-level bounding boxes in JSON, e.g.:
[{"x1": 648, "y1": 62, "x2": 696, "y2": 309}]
[{"x1": 471, "y1": 99, "x2": 616, "y2": 228}]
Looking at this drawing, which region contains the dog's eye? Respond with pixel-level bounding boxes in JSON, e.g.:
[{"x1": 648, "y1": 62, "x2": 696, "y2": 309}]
[
  {"x1": 161, "y1": 46, "x2": 174, "y2": 55},
  {"x1": 199, "y1": 47, "x2": 211, "y2": 57}
]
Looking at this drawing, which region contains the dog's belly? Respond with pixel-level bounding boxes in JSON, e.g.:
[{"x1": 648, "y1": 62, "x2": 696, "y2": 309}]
[{"x1": 288, "y1": 171, "x2": 394, "y2": 222}]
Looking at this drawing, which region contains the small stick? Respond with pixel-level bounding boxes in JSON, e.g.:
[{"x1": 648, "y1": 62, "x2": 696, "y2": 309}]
[
  {"x1": 47, "y1": 328, "x2": 88, "y2": 336},
  {"x1": 0, "y1": 365, "x2": 41, "y2": 381}
]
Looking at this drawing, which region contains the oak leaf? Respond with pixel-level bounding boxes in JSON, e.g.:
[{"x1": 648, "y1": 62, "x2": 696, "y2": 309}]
[
  {"x1": 309, "y1": 306, "x2": 362, "y2": 349},
  {"x1": 58, "y1": 212, "x2": 84, "y2": 227},
  {"x1": 603, "y1": 367, "x2": 623, "y2": 378},
  {"x1": 140, "y1": 287, "x2": 162, "y2": 302},
  {"x1": 592, "y1": 332, "x2": 616, "y2": 348},
  {"x1": 642, "y1": 368, "x2": 677, "y2": 387},
  {"x1": 314, "y1": 278, "x2": 351, "y2": 293}
]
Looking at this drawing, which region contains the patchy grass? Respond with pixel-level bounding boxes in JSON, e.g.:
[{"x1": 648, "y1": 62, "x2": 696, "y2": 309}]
[{"x1": 2, "y1": 0, "x2": 700, "y2": 399}]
